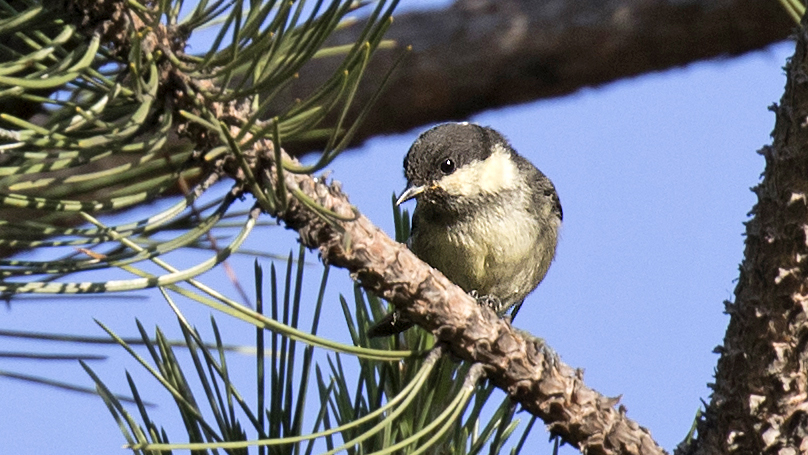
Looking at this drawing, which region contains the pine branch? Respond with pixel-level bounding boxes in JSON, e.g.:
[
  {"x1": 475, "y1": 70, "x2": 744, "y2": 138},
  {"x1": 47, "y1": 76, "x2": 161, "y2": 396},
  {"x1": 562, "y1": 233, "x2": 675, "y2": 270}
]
[
  {"x1": 5, "y1": 2, "x2": 802, "y2": 452},
  {"x1": 255, "y1": 140, "x2": 666, "y2": 455}
]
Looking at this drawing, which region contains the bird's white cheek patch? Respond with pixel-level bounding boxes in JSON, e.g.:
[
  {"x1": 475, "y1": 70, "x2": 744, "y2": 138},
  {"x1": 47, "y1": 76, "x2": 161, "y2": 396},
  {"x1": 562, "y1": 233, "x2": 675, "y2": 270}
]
[{"x1": 438, "y1": 145, "x2": 519, "y2": 197}]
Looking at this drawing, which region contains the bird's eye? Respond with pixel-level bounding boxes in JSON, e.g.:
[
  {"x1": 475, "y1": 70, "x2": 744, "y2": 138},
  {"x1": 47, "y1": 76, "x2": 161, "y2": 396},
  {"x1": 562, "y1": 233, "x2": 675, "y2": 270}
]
[{"x1": 439, "y1": 158, "x2": 456, "y2": 175}]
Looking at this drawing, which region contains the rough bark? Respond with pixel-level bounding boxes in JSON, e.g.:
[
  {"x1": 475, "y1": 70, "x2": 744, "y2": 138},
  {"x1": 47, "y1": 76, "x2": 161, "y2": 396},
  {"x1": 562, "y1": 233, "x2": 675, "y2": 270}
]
[
  {"x1": 676, "y1": 23, "x2": 808, "y2": 455},
  {"x1": 257, "y1": 143, "x2": 667, "y2": 454},
  {"x1": 279, "y1": 0, "x2": 793, "y2": 153}
]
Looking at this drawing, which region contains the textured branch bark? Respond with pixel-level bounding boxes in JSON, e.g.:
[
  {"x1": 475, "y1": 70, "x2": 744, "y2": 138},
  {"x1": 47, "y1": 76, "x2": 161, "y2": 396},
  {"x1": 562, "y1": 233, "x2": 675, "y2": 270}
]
[
  {"x1": 279, "y1": 0, "x2": 793, "y2": 152},
  {"x1": 255, "y1": 143, "x2": 666, "y2": 455},
  {"x1": 676, "y1": 25, "x2": 808, "y2": 455}
]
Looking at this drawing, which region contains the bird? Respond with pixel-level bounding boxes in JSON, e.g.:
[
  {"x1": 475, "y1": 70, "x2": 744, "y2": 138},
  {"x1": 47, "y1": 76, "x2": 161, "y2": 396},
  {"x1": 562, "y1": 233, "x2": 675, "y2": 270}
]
[{"x1": 367, "y1": 122, "x2": 562, "y2": 337}]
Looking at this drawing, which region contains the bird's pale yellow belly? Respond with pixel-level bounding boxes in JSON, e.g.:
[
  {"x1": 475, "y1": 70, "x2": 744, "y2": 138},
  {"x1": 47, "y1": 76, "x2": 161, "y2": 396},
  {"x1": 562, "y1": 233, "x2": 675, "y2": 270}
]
[{"x1": 411, "y1": 204, "x2": 551, "y2": 307}]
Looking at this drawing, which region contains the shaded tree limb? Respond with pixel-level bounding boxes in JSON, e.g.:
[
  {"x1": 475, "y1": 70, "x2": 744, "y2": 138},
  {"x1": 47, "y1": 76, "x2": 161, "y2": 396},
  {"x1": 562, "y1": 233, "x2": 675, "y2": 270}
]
[
  {"x1": 254, "y1": 142, "x2": 666, "y2": 455},
  {"x1": 280, "y1": 0, "x2": 794, "y2": 152}
]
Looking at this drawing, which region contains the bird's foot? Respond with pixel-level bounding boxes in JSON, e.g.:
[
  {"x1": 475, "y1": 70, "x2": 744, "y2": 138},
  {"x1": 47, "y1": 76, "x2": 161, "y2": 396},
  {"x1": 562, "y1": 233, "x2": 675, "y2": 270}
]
[
  {"x1": 468, "y1": 291, "x2": 506, "y2": 314},
  {"x1": 468, "y1": 292, "x2": 525, "y2": 321}
]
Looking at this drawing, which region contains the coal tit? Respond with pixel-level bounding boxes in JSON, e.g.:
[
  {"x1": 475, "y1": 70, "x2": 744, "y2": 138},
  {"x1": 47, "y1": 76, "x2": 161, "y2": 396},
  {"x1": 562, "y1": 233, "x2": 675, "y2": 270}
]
[{"x1": 368, "y1": 122, "x2": 562, "y2": 337}]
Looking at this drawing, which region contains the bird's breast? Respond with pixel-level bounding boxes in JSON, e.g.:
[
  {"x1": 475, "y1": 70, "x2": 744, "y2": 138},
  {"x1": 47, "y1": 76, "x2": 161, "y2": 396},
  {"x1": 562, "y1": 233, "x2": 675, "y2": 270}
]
[{"x1": 410, "y1": 204, "x2": 553, "y2": 305}]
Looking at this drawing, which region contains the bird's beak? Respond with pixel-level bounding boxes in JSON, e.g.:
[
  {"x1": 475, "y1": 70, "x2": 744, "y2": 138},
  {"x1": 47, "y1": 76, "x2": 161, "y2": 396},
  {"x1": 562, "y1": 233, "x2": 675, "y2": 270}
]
[{"x1": 395, "y1": 185, "x2": 426, "y2": 206}]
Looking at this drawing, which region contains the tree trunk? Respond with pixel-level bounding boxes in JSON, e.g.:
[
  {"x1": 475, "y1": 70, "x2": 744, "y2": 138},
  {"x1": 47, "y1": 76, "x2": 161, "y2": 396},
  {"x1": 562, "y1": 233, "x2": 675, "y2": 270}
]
[{"x1": 680, "y1": 23, "x2": 808, "y2": 455}]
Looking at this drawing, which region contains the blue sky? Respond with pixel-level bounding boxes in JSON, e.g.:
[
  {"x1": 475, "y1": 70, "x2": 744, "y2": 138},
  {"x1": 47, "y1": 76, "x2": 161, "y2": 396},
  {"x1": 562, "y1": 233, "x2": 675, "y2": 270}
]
[
  {"x1": 0, "y1": 12, "x2": 794, "y2": 455},
  {"x1": 326, "y1": 41, "x2": 792, "y2": 451}
]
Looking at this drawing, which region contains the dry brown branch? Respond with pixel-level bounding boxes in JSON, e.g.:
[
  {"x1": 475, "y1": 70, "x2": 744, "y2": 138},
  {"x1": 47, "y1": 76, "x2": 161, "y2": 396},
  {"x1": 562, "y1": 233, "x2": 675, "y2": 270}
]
[{"x1": 255, "y1": 141, "x2": 667, "y2": 455}]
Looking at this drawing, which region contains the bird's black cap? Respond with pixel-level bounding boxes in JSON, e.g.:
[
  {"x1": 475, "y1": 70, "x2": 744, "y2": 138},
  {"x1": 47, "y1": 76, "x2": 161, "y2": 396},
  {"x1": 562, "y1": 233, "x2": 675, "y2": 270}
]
[{"x1": 402, "y1": 123, "x2": 511, "y2": 187}]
